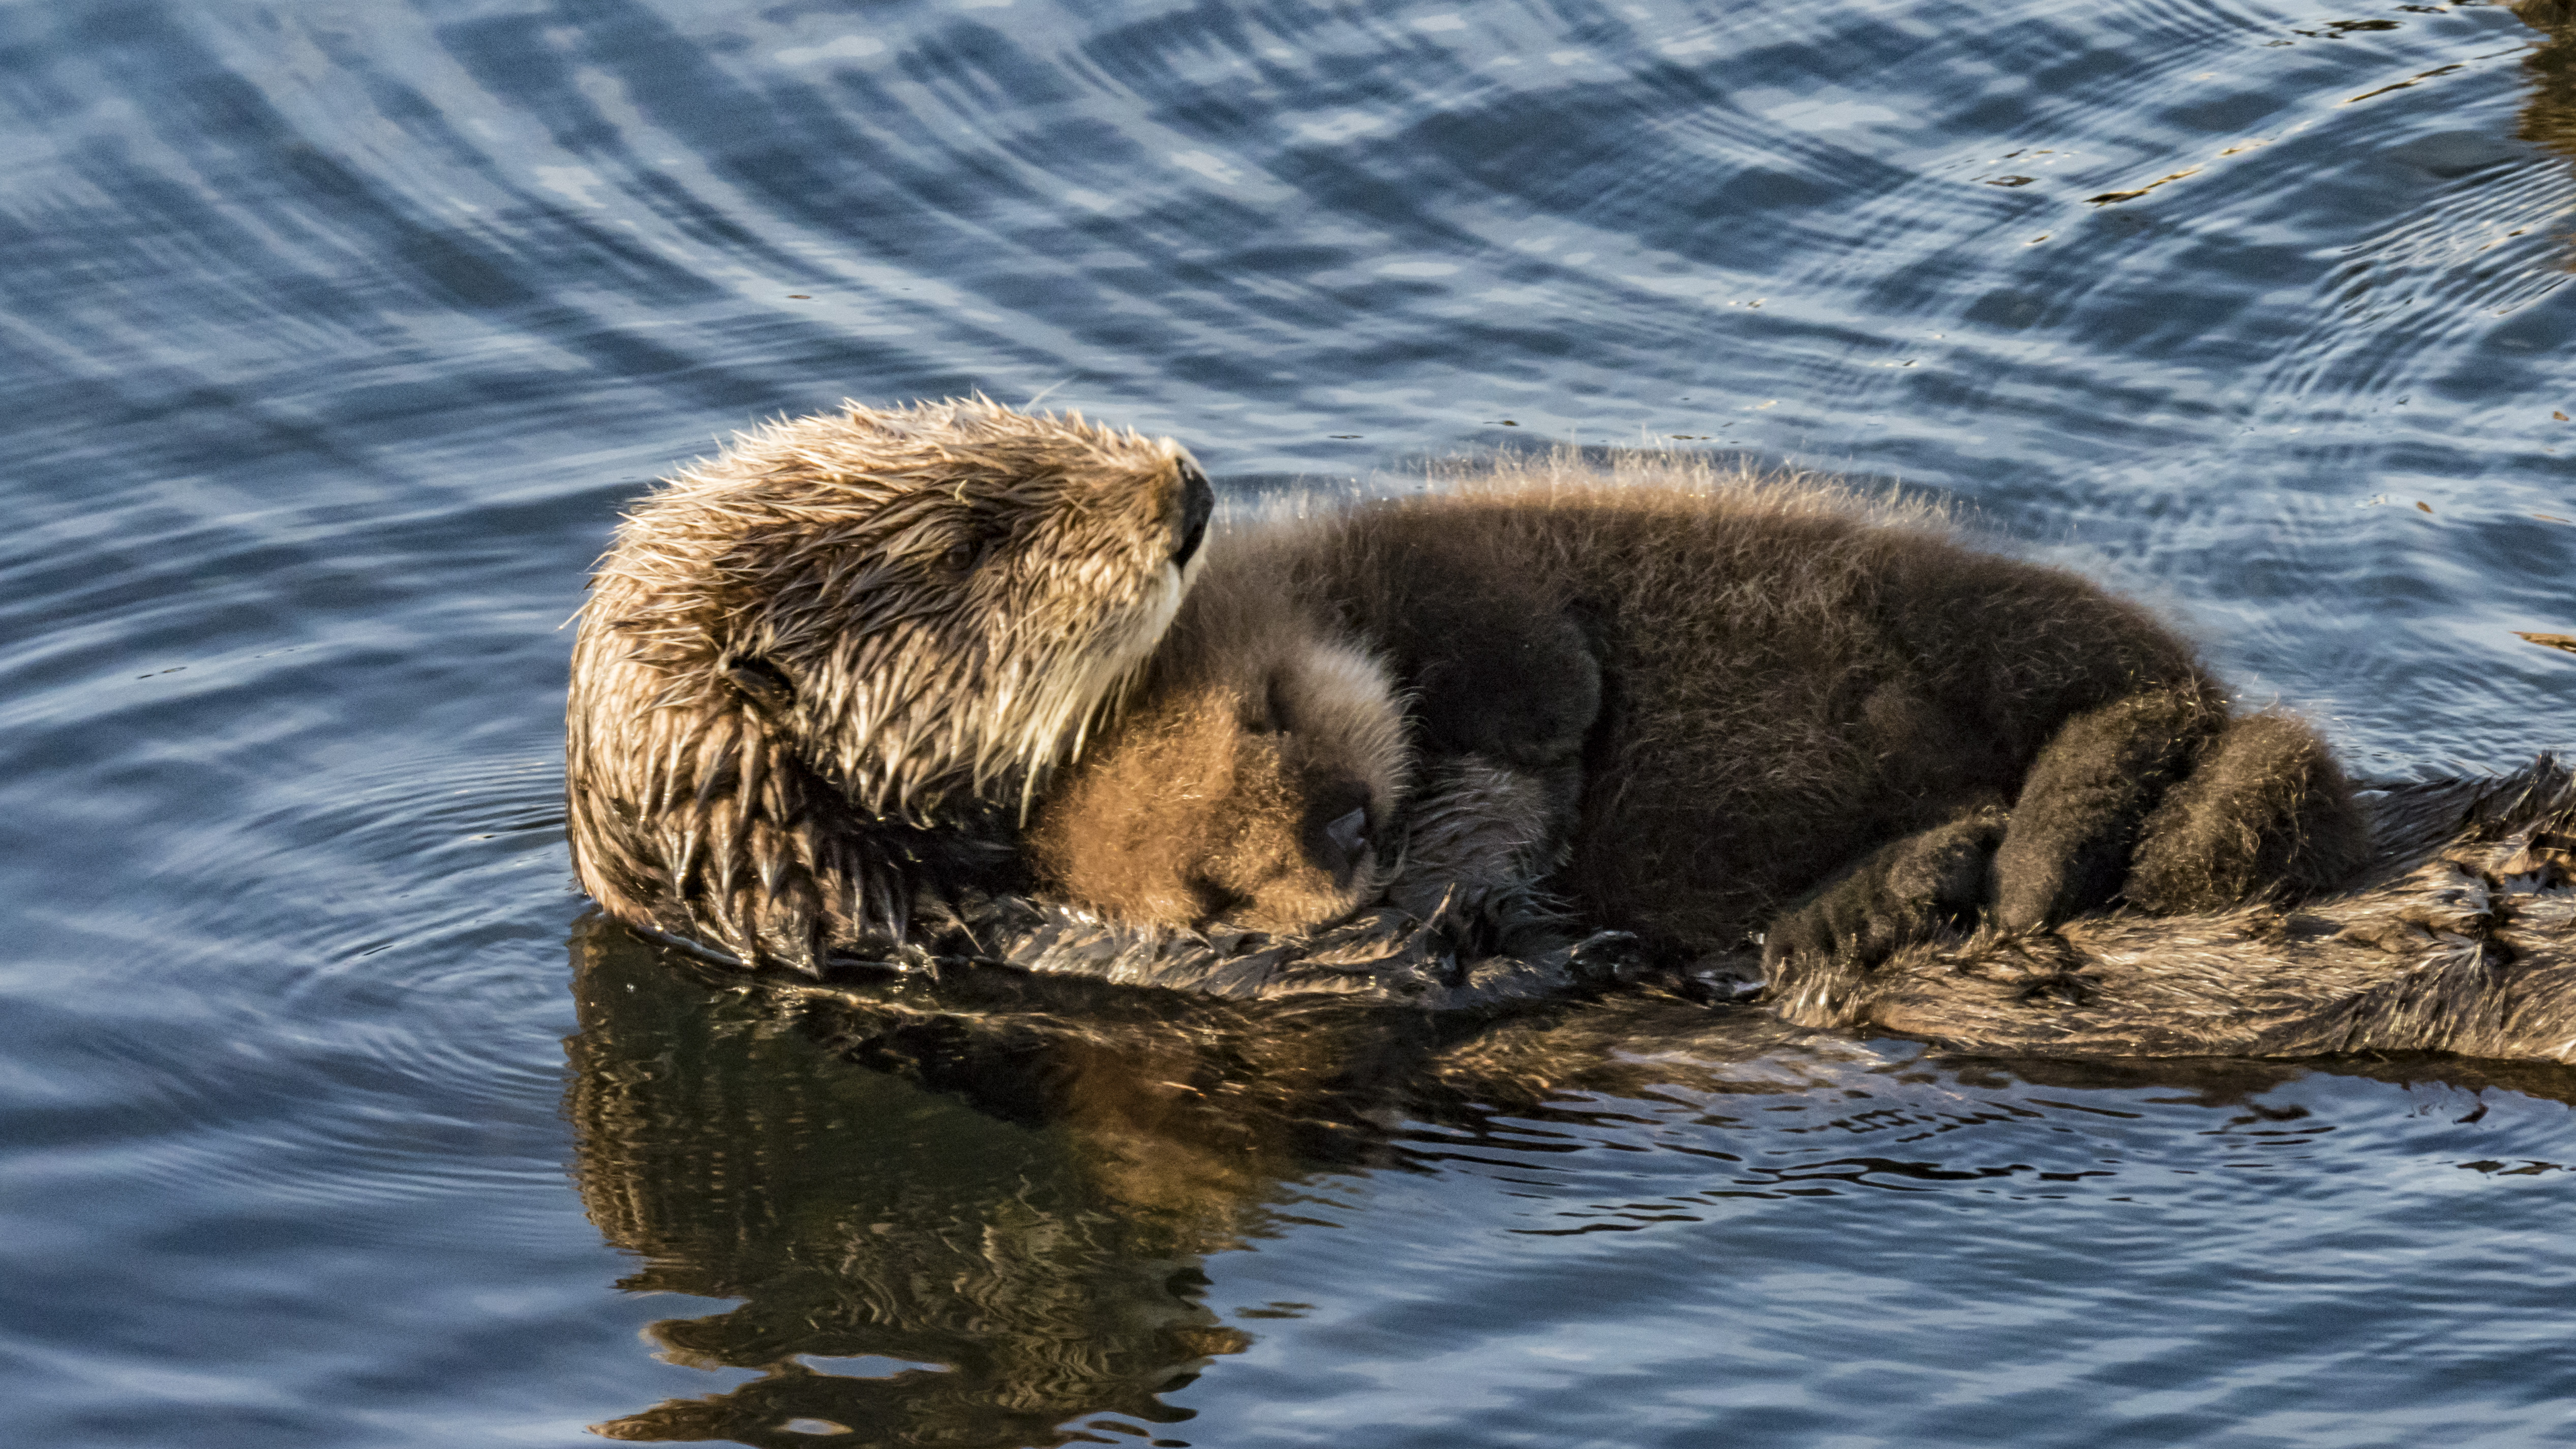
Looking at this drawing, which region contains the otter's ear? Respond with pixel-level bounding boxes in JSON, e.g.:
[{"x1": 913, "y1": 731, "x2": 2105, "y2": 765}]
[{"x1": 723, "y1": 655, "x2": 797, "y2": 716}]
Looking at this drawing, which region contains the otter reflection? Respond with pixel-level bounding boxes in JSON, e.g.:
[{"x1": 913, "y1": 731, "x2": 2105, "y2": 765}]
[
  {"x1": 567, "y1": 916, "x2": 2576, "y2": 1446},
  {"x1": 2523, "y1": 0, "x2": 2576, "y2": 185},
  {"x1": 563, "y1": 917, "x2": 1849, "y2": 1445},
  {"x1": 569, "y1": 920, "x2": 1254, "y2": 1447}
]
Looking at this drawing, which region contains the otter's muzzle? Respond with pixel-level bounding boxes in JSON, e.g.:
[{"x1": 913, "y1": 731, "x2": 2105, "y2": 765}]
[{"x1": 1172, "y1": 459, "x2": 1214, "y2": 571}]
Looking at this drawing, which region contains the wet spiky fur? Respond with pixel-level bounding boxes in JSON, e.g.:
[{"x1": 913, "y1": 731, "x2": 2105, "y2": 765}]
[
  {"x1": 1769, "y1": 760, "x2": 2576, "y2": 1062},
  {"x1": 566, "y1": 397, "x2": 1210, "y2": 972}
]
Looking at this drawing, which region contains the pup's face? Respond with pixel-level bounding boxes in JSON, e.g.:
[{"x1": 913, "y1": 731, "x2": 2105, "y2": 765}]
[
  {"x1": 1029, "y1": 585, "x2": 1410, "y2": 937},
  {"x1": 574, "y1": 398, "x2": 1215, "y2": 823}
]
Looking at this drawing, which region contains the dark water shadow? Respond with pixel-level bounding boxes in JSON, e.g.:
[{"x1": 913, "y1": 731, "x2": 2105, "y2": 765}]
[{"x1": 569, "y1": 922, "x2": 1238, "y2": 1446}]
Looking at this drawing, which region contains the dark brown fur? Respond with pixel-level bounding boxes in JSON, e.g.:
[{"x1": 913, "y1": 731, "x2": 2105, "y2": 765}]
[
  {"x1": 1035, "y1": 451, "x2": 2369, "y2": 979},
  {"x1": 1769, "y1": 760, "x2": 2576, "y2": 1062},
  {"x1": 566, "y1": 398, "x2": 1214, "y2": 972}
]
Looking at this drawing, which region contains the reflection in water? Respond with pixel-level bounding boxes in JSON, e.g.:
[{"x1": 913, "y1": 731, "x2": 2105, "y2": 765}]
[
  {"x1": 563, "y1": 917, "x2": 1832, "y2": 1445},
  {"x1": 566, "y1": 914, "x2": 2576, "y2": 1446},
  {"x1": 2524, "y1": 0, "x2": 2576, "y2": 178},
  {"x1": 568, "y1": 921, "x2": 1247, "y2": 1447}
]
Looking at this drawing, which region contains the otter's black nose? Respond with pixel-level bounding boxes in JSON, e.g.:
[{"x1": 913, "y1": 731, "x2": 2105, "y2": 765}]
[{"x1": 1172, "y1": 459, "x2": 1214, "y2": 570}]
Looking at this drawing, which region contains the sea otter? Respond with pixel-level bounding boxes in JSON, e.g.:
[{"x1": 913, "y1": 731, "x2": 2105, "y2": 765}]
[
  {"x1": 1012, "y1": 484, "x2": 2576, "y2": 1062},
  {"x1": 1027, "y1": 450, "x2": 2371, "y2": 986},
  {"x1": 566, "y1": 397, "x2": 1214, "y2": 973},
  {"x1": 1022, "y1": 555, "x2": 1414, "y2": 937}
]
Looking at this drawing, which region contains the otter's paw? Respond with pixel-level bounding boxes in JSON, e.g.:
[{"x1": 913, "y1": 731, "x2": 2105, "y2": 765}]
[
  {"x1": 1558, "y1": 929, "x2": 1656, "y2": 986},
  {"x1": 1761, "y1": 810, "x2": 2004, "y2": 978}
]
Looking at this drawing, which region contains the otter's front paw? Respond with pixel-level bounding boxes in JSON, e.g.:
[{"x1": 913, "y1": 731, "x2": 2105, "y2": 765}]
[{"x1": 1761, "y1": 809, "x2": 2003, "y2": 977}]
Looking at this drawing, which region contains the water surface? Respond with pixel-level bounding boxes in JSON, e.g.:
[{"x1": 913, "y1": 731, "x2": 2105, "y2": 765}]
[{"x1": 5, "y1": 0, "x2": 2575, "y2": 1443}]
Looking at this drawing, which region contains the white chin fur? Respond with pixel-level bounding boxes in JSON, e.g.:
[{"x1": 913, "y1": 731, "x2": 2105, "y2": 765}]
[{"x1": 1004, "y1": 550, "x2": 1199, "y2": 804}]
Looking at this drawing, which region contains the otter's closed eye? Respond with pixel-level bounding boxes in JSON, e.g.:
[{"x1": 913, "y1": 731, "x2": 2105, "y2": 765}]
[
  {"x1": 723, "y1": 655, "x2": 796, "y2": 713},
  {"x1": 1173, "y1": 460, "x2": 1214, "y2": 570}
]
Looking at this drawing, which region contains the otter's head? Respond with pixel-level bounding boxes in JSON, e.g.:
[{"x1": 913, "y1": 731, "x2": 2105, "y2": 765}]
[
  {"x1": 1027, "y1": 556, "x2": 1409, "y2": 938},
  {"x1": 568, "y1": 397, "x2": 1214, "y2": 968}
]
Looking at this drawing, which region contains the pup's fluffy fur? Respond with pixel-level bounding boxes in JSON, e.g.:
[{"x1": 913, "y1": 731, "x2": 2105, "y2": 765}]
[
  {"x1": 1026, "y1": 564, "x2": 1410, "y2": 936},
  {"x1": 1032, "y1": 451, "x2": 2370, "y2": 984}
]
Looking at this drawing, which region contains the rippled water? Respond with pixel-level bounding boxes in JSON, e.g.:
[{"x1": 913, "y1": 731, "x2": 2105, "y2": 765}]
[{"x1": 6, "y1": 0, "x2": 2575, "y2": 1443}]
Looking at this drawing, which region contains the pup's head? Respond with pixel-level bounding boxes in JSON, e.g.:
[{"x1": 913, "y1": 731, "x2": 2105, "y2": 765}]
[{"x1": 1028, "y1": 558, "x2": 1409, "y2": 937}]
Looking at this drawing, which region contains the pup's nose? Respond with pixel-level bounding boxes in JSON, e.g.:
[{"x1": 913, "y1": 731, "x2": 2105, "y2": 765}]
[
  {"x1": 1325, "y1": 806, "x2": 1368, "y2": 864},
  {"x1": 1307, "y1": 798, "x2": 1373, "y2": 891}
]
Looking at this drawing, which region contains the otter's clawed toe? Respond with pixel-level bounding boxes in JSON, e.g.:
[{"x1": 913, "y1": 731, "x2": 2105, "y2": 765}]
[
  {"x1": 1559, "y1": 929, "x2": 1655, "y2": 985},
  {"x1": 1761, "y1": 808, "x2": 2004, "y2": 976}
]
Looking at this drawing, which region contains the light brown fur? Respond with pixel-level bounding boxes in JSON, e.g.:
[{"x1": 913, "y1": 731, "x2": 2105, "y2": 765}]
[
  {"x1": 567, "y1": 397, "x2": 1213, "y2": 971},
  {"x1": 1026, "y1": 538, "x2": 1409, "y2": 935}
]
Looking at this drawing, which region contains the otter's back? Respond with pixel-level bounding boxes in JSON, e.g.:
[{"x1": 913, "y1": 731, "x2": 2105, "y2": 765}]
[{"x1": 1322, "y1": 472, "x2": 2209, "y2": 954}]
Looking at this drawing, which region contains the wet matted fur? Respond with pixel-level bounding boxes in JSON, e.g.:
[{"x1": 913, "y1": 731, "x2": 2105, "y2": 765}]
[
  {"x1": 1769, "y1": 759, "x2": 2576, "y2": 1062},
  {"x1": 566, "y1": 397, "x2": 1213, "y2": 972}
]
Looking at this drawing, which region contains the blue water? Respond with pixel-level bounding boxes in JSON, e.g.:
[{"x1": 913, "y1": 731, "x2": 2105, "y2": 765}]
[{"x1": 5, "y1": 0, "x2": 2575, "y2": 1443}]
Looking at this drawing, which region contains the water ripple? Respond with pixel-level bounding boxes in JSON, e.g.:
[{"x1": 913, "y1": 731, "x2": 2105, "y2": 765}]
[{"x1": 6, "y1": 0, "x2": 2576, "y2": 1443}]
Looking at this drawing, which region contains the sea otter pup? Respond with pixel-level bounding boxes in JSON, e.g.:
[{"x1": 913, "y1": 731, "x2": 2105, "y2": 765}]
[
  {"x1": 1022, "y1": 556, "x2": 1414, "y2": 937},
  {"x1": 567, "y1": 397, "x2": 1214, "y2": 973},
  {"x1": 1025, "y1": 526, "x2": 1582, "y2": 959},
  {"x1": 1029, "y1": 451, "x2": 2370, "y2": 984}
]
